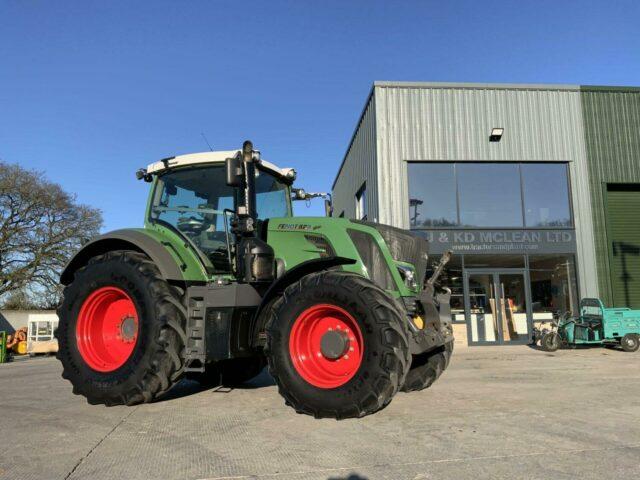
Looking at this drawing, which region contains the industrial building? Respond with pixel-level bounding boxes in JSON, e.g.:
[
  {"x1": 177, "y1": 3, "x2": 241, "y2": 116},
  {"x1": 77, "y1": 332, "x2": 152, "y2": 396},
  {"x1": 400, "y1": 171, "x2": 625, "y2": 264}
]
[{"x1": 332, "y1": 81, "x2": 640, "y2": 346}]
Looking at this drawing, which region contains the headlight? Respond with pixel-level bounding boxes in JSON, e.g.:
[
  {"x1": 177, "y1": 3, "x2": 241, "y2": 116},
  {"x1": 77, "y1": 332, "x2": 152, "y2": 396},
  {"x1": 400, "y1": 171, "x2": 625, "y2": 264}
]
[{"x1": 397, "y1": 265, "x2": 418, "y2": 290}]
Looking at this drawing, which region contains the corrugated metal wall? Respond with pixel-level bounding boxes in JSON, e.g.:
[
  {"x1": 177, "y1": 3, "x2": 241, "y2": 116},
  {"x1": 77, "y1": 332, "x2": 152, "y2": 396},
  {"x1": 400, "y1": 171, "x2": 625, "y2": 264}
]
[
  {"x1": 373, "y1": 83, "x2": 599, "y2": 297},
  {"x1": 332, "y1": 93, "x2": 379, "y2": 221},
  {"x1": 581, "y1": 88, "x2": 640, "y2": 306}
]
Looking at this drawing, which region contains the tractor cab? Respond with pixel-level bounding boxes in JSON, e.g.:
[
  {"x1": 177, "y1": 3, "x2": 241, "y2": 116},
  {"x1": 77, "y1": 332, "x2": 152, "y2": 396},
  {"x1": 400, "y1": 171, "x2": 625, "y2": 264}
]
[{"x1": 143, "y1": 151, "x2": 295, "y2": 274}]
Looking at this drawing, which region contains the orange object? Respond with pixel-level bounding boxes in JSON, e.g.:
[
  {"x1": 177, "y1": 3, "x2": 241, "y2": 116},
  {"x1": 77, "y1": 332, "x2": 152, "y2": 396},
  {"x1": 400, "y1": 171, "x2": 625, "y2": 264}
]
[{"x1": 6, "y1": 327, "x2": 27, "y2": 351}]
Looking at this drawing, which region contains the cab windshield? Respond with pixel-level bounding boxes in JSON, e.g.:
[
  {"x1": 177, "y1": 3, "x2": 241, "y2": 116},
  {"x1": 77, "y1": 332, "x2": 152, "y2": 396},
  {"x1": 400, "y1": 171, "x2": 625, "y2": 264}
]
[{"x1": 150, "y1": 164, "x2": 290, "y2": 272}]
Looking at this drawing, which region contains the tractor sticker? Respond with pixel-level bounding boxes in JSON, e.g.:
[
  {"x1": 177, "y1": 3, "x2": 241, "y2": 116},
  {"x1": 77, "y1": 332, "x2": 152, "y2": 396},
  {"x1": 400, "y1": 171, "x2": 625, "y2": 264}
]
[{"x1": 277, "y1": 223, "x2": 321, "y2": 231}]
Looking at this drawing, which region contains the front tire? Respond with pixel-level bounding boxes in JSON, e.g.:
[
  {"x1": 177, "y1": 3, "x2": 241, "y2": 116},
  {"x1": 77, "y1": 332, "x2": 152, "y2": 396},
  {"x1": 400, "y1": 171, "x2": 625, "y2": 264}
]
[
  {"x1": 401, "y1": 341, "x2": 453, "y2": 392},
  {"x1": 56, "y1": 250, "x2": 187, "y2": 406},
  {"x1": 541, "y1": 332, "x2": 561, "y2": 352},
  {"x1": 265, "y1": 271, "x2": 410, "y2": 419}
]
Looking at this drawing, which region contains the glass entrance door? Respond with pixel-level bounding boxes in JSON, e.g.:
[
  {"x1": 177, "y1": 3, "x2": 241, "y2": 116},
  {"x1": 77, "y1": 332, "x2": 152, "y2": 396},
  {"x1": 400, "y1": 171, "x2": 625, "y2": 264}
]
[
  {"x1": 466, "y1": 273, "x2": 500, "y2": 343},
  {"x1": 497, "y1": 273, "x2": 529, "y2": 343},
  {"x1": 465, "y1": 270, "x2": 531, "y2": 345}
]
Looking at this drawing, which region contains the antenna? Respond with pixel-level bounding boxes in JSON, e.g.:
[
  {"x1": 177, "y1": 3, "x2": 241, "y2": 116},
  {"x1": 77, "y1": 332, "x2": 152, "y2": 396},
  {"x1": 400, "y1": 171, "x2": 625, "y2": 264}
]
[{"x1": 201, "y1": 132, "x2": 214, "y2": 151}]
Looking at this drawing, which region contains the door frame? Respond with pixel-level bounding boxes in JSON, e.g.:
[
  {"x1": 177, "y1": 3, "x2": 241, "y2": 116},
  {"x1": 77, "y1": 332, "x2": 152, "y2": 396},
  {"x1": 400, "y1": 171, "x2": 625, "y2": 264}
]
[{"x1": 463, "y1": 268, "x2": 533, "y2": 346}]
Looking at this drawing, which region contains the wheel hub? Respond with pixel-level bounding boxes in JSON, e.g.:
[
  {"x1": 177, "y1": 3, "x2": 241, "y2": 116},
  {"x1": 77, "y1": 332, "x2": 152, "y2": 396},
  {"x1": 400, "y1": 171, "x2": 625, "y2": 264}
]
[
  {"x1": 119, "y1": 316, "x2": 138, "y2": 343},
  {"x1": 76, "y1": 286, "x2": 139, "y2": 372},
  {"x1": 289, "y1": 304, "x2": 364, "y2": 389},
  {"x1": 320, "y1": 330, "x2": 350, "y2": 360}
]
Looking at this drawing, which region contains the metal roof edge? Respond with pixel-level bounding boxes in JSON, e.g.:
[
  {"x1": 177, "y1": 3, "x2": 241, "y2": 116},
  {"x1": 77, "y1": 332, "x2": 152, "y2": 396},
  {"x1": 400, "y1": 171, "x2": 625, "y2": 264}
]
[
  {"x1": 331, "y1": 84, "x2": 376, "y2": 190},
  {"x1": 373, "y1": 80, "x2": 582, "y2": 91},
  {"x1": 580, "y1": 85, "x2": 640, "y2": 93}
]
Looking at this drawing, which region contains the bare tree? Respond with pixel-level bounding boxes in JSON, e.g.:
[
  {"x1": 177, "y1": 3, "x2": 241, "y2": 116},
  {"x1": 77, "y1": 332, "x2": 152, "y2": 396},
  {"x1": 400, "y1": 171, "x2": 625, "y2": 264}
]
[
  {"x1": 0, "y1": 162, "x2": 103, "y2": 308},
  {"x1": 2, "y1": 288, "x2": 39, "y2": 310}
]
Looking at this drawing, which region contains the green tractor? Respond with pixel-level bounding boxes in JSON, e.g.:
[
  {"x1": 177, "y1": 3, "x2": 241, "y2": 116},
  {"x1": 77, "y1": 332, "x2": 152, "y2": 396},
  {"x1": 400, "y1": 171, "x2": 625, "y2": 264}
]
[{"x1": 56, "y1": 141, "x2": 454, "y2": 418}]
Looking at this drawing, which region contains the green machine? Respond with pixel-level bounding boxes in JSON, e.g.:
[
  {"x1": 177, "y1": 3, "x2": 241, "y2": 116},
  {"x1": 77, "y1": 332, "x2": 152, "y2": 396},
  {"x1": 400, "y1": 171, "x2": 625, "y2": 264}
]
[
  {"x1": 537, "y1": 298, "x2": 640, "y2": 352},
  {"x1": 56, "y1": 141, "x2": 454, "y2": 419},
  {"x1": 0, "y1": 331, "x2": 6, "y2": 364}
]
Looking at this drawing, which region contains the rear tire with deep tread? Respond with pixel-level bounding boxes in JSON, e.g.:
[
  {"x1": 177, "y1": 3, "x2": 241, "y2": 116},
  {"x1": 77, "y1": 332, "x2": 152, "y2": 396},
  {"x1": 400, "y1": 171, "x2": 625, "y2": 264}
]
[
  {"x1": 265, "y1": 271, "x2": 411, "y2": 419},
  {"x1": 56, "y1": 250, "x2": 186, "y2": 406},
  {"x1": 401, "y1": 340, "x2": 453, "y2": 392}
]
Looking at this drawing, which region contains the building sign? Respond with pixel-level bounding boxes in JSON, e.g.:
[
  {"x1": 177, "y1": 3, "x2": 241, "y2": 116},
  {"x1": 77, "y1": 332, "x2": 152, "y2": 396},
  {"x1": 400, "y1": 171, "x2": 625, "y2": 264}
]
[{"x1": 414, "y1": 229, "x2": 576, "y2": 255}]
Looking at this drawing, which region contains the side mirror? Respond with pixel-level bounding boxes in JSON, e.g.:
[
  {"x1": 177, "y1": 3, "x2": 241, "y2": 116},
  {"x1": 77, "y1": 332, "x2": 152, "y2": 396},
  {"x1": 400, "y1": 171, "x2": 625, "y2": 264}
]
[{"x1": 226, "y1": 156, "x2": 244, "y2": 187}]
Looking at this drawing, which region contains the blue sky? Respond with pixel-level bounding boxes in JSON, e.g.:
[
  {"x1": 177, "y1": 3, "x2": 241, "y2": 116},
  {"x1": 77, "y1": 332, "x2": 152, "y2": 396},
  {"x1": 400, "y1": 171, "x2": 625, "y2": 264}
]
[{"x1": 1, "y1": 0, "x2": 638, "y2": 231}]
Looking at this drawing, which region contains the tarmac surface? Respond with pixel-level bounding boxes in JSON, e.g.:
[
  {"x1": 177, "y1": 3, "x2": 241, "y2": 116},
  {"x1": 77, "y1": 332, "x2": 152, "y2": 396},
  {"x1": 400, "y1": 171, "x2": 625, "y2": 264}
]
[{"x1": 1, "y1": 345, "x2": 639, "y2": 480}]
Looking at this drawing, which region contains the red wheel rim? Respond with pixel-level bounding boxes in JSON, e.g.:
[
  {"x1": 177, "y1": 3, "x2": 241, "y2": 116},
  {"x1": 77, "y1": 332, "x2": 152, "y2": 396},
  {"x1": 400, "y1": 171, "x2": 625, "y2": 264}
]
[
  {"x1": 289, "y1": 304, "x2": 364, "y2": 389},
  {"x1": 76, "y1": 286, "x2": 139, "y2": 372}
]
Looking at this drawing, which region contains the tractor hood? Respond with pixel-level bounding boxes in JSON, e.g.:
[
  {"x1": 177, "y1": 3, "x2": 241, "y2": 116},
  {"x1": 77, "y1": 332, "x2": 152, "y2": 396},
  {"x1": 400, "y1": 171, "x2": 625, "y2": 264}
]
[
  {"x1": 351, "y1": 220, "x2": 430, "y2": 286},
  {"x1": 266, "y1": 216, "x2": 430, "y2": 295}
]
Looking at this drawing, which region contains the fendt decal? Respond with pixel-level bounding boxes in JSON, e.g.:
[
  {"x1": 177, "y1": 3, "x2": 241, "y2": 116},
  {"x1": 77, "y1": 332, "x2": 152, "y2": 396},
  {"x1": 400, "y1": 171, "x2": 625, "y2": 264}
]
[{"x1": 277, "y1": 223, "x2": 321, "y2": 231}]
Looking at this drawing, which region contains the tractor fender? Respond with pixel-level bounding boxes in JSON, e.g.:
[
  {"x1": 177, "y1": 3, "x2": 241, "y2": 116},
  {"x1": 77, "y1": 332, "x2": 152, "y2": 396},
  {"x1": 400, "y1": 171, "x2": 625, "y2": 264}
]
[
  {"x1": 60, "y1": 229, "x2": 185, "y2": 285},
  {"x1": 251, "y1": 256, "x2": 357, "y2": 345}
]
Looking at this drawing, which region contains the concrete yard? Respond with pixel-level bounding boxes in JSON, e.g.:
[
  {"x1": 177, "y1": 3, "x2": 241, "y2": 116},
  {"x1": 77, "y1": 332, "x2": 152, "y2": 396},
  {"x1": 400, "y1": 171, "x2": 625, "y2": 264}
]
[{"x1": 1, "y1": 346, "x2": 639, "y2": 480}]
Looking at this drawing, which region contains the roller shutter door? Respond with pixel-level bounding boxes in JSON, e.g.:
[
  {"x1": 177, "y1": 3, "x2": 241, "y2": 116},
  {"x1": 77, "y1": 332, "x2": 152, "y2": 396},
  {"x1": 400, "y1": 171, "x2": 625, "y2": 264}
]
[{"x1": 606, "y1": 184, "x2": 640, "y2": 308}]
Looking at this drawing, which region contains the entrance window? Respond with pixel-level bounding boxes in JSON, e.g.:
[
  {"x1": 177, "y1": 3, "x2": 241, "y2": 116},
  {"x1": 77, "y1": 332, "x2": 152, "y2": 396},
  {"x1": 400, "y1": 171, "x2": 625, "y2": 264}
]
[
  {"x1": 522, "y1": 163, "x2": 572, "y2": 227},
  {"x1": 457, "y1": 163, "x2": 522, "y2": 227},
  {"x1": 463, "y1": 255, "x2": 525, "y2": 268},
  {"x1": 529, "y1": 254, "x2": 578, "y2": 320},
  {"x1": 433, "y1": 252, "x2": 580, "y2": 345},
  {"x1": 407, "y1": 161, "x2": 573, "y2": 229},
  {"x1": 407, "y1": 163, "x2": 457, "y2": 227}
]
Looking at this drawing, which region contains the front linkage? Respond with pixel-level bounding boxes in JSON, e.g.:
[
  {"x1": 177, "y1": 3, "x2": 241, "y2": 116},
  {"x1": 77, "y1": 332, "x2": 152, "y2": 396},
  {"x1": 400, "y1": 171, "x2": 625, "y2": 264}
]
[
  {"x1": 400, "y1": 251, "x2": 454, "y2": 392},
  {"x1": 412, "y1": 250, "x2": 454, "y2": 352}
]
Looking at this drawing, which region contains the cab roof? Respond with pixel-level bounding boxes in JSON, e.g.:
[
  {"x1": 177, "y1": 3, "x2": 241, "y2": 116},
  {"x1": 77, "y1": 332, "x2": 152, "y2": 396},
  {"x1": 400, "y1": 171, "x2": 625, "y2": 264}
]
[{"x1": 146, "y1": 151, "x2": 295, "y2": 180}]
